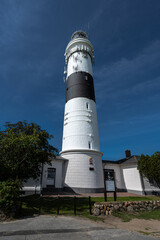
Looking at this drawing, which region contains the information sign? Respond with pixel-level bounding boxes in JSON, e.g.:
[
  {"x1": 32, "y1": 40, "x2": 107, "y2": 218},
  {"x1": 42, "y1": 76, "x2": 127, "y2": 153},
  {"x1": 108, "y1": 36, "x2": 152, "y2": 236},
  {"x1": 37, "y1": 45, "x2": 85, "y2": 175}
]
[
  {"x1": 105, "y1": 180, "x2": 115, "y2": 191},
  {"x1": 104, "y1": 169, "x2": 117, "y2": 201}
]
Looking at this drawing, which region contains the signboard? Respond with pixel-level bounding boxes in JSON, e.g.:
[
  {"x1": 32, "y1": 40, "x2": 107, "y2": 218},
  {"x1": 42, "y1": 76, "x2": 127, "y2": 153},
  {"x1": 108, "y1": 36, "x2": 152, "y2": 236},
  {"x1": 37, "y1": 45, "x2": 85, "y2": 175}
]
[
  {"x1": 104, "y1": 169, "x2": 117, "y2": 201},
  {"x1": 105, "y1": 180, "x2": 115, "y2": 192}
]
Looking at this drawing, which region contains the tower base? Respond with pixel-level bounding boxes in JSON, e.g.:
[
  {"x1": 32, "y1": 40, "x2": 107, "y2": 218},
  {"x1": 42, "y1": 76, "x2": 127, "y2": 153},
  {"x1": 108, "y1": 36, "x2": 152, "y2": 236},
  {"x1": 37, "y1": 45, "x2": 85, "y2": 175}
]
[{"x1": 60, "y1": 149, "x2": 104, "y2": 194}]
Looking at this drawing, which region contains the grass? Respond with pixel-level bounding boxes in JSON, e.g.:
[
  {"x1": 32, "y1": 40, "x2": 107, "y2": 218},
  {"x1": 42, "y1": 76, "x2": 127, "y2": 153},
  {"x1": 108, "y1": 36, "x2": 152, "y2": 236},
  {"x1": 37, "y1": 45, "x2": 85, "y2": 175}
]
[
  {"x1": 92, "y1": 196, "x2": 160, "y2": 203},
  {"x1": 18, "y1": 195, "x2": 104, "y2": 221},
  {"x1": 138, "y1": 231, "x2": 160, "y2": 238},
  {"x1": 112, "y1": 208, "x2": 160, "y2": 222},
  {"x1": 138, "y1": 231, "x2": 152, "y2": 236},
  {"x1": 17, "y1": 194, "x2": 160, "y2": 222}
]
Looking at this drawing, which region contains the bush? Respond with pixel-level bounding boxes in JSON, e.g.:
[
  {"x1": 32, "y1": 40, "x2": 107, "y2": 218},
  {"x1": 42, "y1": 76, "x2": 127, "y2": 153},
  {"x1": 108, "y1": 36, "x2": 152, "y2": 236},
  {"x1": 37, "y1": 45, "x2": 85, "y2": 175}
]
[
  {"x1": 0, "y1": 180, "x2": 21, "y2": 216},
  {"x1": 138, "y1": 152, "x2": 160, "y2": 188}
]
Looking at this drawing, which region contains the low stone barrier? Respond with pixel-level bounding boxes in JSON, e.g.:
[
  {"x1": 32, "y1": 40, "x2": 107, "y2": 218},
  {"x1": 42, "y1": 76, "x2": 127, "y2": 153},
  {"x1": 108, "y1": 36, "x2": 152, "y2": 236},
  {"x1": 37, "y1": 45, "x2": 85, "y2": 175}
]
[{"x1": 94, "y1": 200, "x2": 160, "y2": 216}]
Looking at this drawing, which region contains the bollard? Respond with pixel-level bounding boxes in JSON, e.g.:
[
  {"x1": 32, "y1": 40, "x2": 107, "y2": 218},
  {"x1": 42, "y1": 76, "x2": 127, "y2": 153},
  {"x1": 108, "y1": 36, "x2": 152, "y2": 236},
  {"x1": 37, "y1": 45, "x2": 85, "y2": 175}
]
[{"x1": 74, "y1": 196, "x2": 76, "y2": 215}]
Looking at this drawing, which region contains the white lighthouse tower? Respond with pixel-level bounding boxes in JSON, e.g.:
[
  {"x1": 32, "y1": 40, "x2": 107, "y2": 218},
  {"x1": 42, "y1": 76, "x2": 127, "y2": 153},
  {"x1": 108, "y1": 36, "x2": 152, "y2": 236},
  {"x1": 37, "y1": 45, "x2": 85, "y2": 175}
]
[{"x1": 60, "y1": 31, "x2": 104, "y2": 193}]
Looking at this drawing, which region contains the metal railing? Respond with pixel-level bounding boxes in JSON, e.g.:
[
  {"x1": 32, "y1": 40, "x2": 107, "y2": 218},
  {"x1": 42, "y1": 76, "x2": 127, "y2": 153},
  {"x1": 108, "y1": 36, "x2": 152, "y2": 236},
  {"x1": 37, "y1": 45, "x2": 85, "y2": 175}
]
[{"x1": 19, "y1": 195, "x2": 92, "y2": 216}]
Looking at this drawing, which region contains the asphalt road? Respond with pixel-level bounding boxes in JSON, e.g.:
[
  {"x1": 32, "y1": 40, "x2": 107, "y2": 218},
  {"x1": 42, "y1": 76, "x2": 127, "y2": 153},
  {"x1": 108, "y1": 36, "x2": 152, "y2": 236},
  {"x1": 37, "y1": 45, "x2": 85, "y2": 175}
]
[{"x1": 0, "y1": 215, "x2": 157, "y2": 240}]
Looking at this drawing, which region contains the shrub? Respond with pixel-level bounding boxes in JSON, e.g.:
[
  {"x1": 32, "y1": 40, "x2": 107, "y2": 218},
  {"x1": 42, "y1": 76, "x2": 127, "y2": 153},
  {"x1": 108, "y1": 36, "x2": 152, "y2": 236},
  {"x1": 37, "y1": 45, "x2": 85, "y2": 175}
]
[
  {"x1": 0, "y1": 179, "x2": 21, "y2": 216},
  {"x1": 138, "y1": 152, "x2": 160, "y2": 188}
]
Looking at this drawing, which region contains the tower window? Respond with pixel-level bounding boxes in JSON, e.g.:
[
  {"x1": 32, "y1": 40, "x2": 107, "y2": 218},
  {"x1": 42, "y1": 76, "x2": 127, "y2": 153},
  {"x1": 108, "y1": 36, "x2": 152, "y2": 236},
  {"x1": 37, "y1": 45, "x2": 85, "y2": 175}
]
[
  {"x1": 88, "y1": 141, "x2": 91, "y2": 149},
  {"x1": 83, "y1": 53, "x2": 88, "y2": 59},
  {"x1": 86, "y1": 102, "x2": 89, "y2": 109},
  {"x1": 85, "y1": 75, "x2": 88, "y2": 80},
  {"x1": 89, "y1": 167, "x2": 94, "y2": 171}
]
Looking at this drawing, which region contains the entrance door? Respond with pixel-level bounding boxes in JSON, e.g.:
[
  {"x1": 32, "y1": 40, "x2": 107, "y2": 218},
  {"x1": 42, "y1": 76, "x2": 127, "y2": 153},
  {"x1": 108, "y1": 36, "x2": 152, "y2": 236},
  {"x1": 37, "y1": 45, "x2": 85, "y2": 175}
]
[{"x1": 47, "y1": 168, "x2": 56, "y2": 187}]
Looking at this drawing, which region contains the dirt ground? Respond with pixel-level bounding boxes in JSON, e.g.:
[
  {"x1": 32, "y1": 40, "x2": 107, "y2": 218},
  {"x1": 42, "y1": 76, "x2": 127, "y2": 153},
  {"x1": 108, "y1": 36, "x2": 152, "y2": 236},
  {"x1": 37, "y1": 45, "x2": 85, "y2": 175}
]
[{"x1": 102, "y1": 215, "x2": 160, "y2": 238}]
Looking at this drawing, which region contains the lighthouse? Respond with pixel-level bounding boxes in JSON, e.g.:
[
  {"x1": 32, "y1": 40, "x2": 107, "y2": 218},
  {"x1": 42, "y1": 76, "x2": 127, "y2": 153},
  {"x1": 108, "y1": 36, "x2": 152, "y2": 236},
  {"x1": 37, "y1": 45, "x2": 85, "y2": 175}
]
[{"x1": 60, "y1": 31, "x2": 104, "y2": 193}]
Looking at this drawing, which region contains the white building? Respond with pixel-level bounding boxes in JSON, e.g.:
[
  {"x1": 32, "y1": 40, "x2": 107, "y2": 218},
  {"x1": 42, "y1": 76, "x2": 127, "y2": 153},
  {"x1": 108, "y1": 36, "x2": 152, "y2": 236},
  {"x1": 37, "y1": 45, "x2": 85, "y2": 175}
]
[
  {"x1": 103, "y1": 150, "x2": 160, "y2": 195},
  {"x1": 23, "y1": 156, "x2": 68, "y2": 195},
  {"x1": 23, "y1": 150, "x2": 160, "y2": 195}
]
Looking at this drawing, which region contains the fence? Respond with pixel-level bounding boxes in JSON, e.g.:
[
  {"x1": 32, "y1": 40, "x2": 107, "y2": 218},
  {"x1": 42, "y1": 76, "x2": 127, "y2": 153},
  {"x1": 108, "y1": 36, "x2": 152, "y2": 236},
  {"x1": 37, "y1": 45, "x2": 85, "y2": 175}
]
[{"x1": 19, "y1": 195, "x2": 92, "y2": 217}]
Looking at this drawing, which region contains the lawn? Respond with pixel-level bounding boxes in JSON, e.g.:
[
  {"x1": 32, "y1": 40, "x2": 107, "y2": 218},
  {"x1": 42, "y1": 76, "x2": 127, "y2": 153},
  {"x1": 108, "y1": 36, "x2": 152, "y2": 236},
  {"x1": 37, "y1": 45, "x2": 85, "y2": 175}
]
[
  {"x1": 18, "y1": 194, "x2": 160, "y2": 222},
  {"x1": 19, "y1": 195, "x2": 99, "y2": 220},
  {"x1": 113, "y1": 208, "x2": 160, "y2": 222}
]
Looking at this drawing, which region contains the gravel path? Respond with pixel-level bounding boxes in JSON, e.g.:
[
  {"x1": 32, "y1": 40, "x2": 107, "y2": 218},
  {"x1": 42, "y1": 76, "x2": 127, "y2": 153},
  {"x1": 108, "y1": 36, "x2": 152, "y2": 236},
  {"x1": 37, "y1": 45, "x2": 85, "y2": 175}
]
[{"x1": 0, "y1": 215, "x2": 158, "y2": 240}]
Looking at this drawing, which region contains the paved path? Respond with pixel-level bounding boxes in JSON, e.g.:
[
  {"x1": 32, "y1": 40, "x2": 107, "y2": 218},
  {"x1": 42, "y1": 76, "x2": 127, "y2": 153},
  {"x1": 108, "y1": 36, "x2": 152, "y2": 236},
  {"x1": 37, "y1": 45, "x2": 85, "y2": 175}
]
[{"x1": 0, "y1": 215, "x2": 157, "y2": 240}]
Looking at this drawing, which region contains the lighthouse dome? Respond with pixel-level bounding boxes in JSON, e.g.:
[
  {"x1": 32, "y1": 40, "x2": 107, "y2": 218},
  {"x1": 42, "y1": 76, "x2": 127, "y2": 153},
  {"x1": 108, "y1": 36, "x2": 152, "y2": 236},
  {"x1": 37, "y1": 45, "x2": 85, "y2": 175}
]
[{"x1": 71, "y1": 31, "x2": 88, "y2": 40}]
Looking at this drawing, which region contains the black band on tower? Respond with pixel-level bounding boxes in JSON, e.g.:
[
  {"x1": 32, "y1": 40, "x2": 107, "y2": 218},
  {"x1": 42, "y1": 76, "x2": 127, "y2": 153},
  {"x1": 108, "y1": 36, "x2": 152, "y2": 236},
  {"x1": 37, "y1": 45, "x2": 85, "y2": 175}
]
[{"x1": 66, "y1": 72, "x2": 95, "y2": 103}]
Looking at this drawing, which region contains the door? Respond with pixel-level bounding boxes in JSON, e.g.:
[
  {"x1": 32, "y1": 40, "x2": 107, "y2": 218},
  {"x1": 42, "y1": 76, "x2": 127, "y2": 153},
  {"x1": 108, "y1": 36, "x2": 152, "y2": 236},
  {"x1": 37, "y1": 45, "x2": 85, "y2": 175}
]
[{"x1": 47, "y1": 168, "x2": 56, "y2": 187}]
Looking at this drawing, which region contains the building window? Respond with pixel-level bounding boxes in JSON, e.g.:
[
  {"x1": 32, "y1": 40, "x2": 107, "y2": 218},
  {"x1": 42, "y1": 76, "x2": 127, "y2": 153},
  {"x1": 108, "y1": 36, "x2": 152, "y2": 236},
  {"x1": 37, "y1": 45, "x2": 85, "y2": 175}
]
[
  {"x1": 47, "y1": 168, "x2": 56, "y2": 179},
  {"x1": 85, "y1": 75, "x2": 88, "y2": 80},
  {"x1": 88, "y1": 141, "x2": 91, "y2": 149},
  {"x1": 47, "y1": 168, "x2": 56, "y2": 187}
]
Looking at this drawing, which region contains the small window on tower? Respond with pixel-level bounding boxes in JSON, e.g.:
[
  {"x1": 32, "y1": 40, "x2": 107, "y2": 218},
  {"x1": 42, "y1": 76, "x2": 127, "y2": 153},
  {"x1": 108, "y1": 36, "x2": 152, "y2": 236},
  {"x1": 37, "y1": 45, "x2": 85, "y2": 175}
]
[
  {"x1": 88, "y1": 141, "x2": 91, "y2": 149},
  {"x1": 85, "y1": 75, "x2": 88, "y2": 80},
  {"x1": 86, "y1": 102, "x2": 89, "y2": 109}
]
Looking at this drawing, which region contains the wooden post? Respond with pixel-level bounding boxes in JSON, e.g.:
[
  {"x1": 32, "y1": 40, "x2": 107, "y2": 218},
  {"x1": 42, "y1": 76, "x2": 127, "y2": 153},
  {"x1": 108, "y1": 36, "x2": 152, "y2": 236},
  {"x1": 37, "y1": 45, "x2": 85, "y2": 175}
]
[
  {"x1": 114, "y1": 188, "x2": 117, "y2": 201},
  {"x1": 74, "y1": 196, "x2": 76, "y2": 215},
  {"x1": 57, "y1": 195, "x2": 60, "y2": 215},
  {"x1": 105, "y1": 191, "x2": 107, "y2": 202},
  {"x1": 103, "y1": 169, "x2": 107, "y2": 202},
  {"x1": 89, "y1": 196, "x2": 92, "y2": 215},
  {"x1": 113, "y1": 172, "x2": 117, "y2": 201}
]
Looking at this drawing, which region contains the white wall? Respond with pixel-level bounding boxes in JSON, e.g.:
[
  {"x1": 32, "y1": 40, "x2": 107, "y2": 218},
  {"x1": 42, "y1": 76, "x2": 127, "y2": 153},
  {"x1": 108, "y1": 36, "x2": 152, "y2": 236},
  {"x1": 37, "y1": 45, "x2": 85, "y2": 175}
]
[
  {"x1": 42, "y1": 159, "x2": 66, "y2": 189},
  {"x1": 23, "y1": 158, "x2": 67, "y2": 193},
  {"x1": 103, "y1": 159, "x2": 144, "y2": 194},
  {"x1": 122, "y1": 166, "x2": 143, "y2": 193},
  {"x1": 67, "y1": 51, "x2": 93, "y2": 77},
  {"x1": 22, "y1": 178, "x2": 40, "y2": 193},
  {"x1": 62, "y1": 150, "x2": 104, "y2": 189},
  {"x1": 62, "y1": 97, "x2": 100, "y2": 152}
]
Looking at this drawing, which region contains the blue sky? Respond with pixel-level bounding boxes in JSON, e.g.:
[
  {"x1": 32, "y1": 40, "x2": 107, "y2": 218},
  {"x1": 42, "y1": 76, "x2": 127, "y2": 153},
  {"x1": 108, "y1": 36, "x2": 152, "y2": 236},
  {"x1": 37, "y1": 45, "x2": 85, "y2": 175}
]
[{"x1": 0, "y1": 0, "x2": 160, "y2": 160}]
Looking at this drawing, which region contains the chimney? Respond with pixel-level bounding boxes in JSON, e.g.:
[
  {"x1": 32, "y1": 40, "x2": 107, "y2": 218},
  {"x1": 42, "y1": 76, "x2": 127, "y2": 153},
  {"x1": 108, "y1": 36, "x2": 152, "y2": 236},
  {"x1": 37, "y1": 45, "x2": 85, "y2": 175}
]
[{"x1": 125, "y1": 150, "x2": 131, "y2": 158}]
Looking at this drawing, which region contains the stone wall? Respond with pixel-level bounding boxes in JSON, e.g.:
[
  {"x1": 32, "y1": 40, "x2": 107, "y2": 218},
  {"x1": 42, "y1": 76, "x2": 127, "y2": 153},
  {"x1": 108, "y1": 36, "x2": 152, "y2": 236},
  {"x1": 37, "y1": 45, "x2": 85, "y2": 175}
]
[{"x1": 94, "y1": 200, "x2": 160, "y2": 216}]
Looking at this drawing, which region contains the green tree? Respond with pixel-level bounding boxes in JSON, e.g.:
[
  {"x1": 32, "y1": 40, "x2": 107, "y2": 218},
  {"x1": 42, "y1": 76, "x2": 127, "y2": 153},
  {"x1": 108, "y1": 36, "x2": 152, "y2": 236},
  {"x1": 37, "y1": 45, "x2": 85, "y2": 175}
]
[
  {"x1": 138, "y1": 152, "x2": 160, "y2": 188},
  {"x1": 0, "y1": 121, "x2": 58, "y2": 182},
  {"x1": 0, "y1": 121, "x2": 58, "y2": 216}
]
